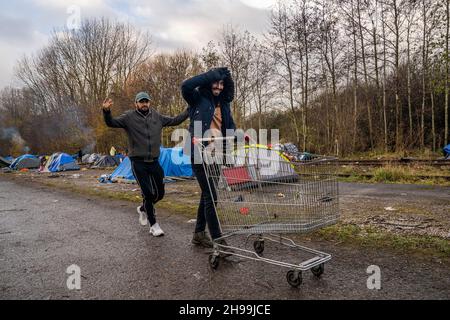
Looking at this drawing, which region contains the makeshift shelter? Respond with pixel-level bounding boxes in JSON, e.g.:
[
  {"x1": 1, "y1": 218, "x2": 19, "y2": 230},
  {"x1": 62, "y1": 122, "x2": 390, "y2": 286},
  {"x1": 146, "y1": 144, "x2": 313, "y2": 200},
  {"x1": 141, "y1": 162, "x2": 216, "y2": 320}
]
[
  {"x1": 42, "y1": 153, "x2": 80, "y2": 172},
  {"x1": 81, "y1": 154, "x2": 91, "y2": 164},
  {"x1": 9, "y1": 154, "x2": 40, "y2": 170},
  {"x1": 86, "y1": 153, "x2": 100, "y2": 164},
  {"x1": 93, "y1": 155, "x2": 118, "y2": 168}
]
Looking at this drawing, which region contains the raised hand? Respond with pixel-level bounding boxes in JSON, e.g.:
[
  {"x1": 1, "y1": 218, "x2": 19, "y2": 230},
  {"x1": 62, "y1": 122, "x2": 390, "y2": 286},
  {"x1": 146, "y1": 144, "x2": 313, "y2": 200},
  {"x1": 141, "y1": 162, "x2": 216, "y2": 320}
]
[{"x1": 102, "y1": 98, "x2": 113, "y2": 111}]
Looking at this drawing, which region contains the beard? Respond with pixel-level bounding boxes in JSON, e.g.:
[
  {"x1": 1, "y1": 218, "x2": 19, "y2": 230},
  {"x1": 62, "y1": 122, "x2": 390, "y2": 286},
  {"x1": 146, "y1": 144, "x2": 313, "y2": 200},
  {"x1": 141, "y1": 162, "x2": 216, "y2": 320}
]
[{"x1": 137, "y1": 106, "x2": 149, "y2": 115}]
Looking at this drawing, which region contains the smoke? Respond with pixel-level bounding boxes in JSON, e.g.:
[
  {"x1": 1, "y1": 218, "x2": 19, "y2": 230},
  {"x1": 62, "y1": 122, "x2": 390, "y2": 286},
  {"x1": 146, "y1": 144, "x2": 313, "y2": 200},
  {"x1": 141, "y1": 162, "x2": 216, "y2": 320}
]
[
  {"x1": 82, "y1": 141, "x2": 96, "y2": 154},
  {"x1": 1, "y1": 127, "x2": 30, "y2": 153}
]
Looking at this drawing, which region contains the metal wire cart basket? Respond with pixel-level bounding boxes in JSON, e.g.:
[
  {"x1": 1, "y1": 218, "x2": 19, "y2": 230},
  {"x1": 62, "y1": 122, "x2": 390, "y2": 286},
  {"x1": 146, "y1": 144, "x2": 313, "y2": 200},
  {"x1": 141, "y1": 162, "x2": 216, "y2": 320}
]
[{"x1": 196, "y1": 137, "x2": 339, "y2": 288}]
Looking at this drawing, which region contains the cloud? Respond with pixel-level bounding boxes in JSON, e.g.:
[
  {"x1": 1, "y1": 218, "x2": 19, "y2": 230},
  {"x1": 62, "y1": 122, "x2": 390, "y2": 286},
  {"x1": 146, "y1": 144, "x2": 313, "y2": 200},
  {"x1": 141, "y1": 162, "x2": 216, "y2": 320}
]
[
  {"x1": 32, "y1": 0, "x2": 106, "y2": 9},
  {"x1": 128, "y1": 0, "x2": 271, "y2": 51},
  {"x1": 0, "y1": 0, "x2": 273, "y2": 88}
]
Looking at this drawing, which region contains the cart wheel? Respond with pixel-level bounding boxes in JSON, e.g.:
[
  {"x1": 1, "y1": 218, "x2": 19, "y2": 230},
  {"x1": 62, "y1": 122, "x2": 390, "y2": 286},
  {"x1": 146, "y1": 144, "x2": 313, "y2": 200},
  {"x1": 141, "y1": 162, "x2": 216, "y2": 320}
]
[
  {"x1": 253, "y1": 240, "x2": 264, "y2": 254},
  {"x1": 209, "y1": 254, "x2": 220, "y2": 270},
  {"x1": 311, "y1": 264, "x2": 324, "y2": 277},
  {"x1": 286, "y1": 270, "x2": 302, "y2": 288}
]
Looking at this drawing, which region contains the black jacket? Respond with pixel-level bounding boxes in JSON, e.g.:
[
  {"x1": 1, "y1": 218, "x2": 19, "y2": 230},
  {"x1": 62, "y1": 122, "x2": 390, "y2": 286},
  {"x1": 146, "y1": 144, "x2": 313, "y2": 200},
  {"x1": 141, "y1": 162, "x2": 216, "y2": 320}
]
[
  {"x1": 181, "y1": 69, "x2": 236, "y2": 158},
  {"x1": 103, "y1": 108, "x2": 188, "y2": 160}
]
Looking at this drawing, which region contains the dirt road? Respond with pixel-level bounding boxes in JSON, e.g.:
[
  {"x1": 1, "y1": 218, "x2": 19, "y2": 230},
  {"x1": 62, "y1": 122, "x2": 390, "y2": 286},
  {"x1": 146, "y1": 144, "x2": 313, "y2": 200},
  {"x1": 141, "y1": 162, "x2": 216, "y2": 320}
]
[{"x1": 0, "y1": 177, "x2": 449, "y2": 299}]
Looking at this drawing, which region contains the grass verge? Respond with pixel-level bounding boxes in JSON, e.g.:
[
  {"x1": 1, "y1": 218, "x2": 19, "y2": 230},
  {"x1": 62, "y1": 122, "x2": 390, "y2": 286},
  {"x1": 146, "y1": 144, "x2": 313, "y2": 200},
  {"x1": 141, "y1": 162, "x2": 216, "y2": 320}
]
[{"x1": 311, "y1": 223, "x2": 450, "y2": 261}]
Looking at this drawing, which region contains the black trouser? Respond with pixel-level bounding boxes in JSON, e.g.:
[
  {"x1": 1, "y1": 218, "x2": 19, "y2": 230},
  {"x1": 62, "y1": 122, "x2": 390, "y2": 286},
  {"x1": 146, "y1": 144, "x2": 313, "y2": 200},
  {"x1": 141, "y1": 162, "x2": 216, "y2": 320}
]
[
  {"x1": 192, "y1": 163, "x2": 221, "y2": 239},
  {"x1": 131, "y1": 159, "x2": 165, "y2": 226}
]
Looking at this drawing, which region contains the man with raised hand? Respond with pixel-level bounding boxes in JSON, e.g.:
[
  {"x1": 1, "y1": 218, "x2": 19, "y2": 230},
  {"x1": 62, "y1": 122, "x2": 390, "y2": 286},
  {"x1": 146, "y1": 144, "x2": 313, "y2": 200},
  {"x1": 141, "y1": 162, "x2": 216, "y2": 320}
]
[{"x1": 102, "y1": 91, "x2": 189, "y2": 236}]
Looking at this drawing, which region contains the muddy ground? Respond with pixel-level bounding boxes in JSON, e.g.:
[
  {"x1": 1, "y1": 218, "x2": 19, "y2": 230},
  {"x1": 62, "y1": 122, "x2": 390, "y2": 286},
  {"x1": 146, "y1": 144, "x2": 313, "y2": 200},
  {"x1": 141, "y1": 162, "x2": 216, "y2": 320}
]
[{"x1": 0, "y1": 167, "x2": 449, "y2": 299}]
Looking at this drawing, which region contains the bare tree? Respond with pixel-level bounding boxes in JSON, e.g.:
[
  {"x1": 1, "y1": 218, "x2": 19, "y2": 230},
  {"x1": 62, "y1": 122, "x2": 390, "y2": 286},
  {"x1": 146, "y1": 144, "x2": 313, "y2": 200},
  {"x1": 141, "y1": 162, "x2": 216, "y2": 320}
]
[
  {"x1": 267, "y1": 2, "x2": 301, "y2": 144},
  {"x1": 218, "y1": 25, "x2": 255, "y2": 128}
]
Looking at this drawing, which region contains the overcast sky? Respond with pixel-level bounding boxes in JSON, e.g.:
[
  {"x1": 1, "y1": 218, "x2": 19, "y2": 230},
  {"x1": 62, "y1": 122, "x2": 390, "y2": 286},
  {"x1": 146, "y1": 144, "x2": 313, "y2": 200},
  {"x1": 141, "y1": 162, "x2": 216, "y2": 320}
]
[{"x1": 0, "y1": 0, "x2": 276, "y2": 89}]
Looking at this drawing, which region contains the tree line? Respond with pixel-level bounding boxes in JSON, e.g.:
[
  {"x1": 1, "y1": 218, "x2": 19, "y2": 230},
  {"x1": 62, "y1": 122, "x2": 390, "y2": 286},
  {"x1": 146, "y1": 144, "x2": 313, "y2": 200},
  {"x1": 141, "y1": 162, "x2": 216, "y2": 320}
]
[{"x1": 0, "y1": 0, "x2": 448, "y2": 157}]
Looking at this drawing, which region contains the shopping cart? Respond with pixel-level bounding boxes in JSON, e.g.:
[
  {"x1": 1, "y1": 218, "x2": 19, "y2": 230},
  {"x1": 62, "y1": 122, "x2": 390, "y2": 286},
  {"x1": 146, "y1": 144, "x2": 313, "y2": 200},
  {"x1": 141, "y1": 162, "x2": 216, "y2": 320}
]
[{"x1": 195, "y1": 137, "x2": 339, "y2": 288}]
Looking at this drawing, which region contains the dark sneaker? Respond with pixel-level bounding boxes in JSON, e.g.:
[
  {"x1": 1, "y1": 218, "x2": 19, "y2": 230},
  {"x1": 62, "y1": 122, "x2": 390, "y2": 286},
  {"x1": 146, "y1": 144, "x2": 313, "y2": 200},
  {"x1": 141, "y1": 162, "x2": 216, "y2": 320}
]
[
  {"x1": 192, "y1": 231, "x2": 213, "y2": 248},
  {"x1": 214, "y1": 239, "x2": 233, "y2": 258}
]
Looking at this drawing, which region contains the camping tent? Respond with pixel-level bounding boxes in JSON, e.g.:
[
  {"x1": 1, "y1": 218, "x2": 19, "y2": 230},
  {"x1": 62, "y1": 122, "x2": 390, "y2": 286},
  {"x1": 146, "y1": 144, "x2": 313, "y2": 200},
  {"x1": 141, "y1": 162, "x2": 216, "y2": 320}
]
[
  {"x1": 0, "y1": 156, "x2": 12, "y2": 168},
  {"x1": 86, "y1": 153, "x2": 100, "y2": 164},
  {"x1": 42, "y1": 153, "x2": 80, "y2": 172},
  {"x1": 110, "y1": 156, "x2": 135, "y2": 181},
  {"x1": 109, "y1": 147, "x2": 193, "y2": 182},
  {"x1": 93, "y1": 155, "x2": 117, "y2": 168},
  {"x1": 81, "y1": 154, "x2": 91, "y2": 164},
  {"x1": 218, "y1": 145, "x2": 298, "y2": 190},
  {"x1": 234, "y1": 144, "x2": 298, "y2": 182},
  {"x1": 93, "y1": 155, "x2": 118, "y2": 168},
  {"x1": 9, "y1": 154, "x2": 40, "y2": 170}
]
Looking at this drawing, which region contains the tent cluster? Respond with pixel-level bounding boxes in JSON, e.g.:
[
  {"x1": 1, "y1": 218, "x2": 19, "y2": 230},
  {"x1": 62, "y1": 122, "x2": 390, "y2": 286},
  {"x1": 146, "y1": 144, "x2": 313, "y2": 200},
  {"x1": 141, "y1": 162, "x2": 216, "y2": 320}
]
[{"x1": 0, "y1": 153, "x2": 80, "y2": 172}]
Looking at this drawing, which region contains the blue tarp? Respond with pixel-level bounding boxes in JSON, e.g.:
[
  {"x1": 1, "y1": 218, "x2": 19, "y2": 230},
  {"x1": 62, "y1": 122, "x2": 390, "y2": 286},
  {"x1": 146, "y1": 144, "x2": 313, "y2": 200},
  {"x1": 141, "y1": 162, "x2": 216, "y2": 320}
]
[
  {"x1": 110, "y1": 156, "x2": 135, "y2": 181},
  {"x1": 444, "y1": 144, "x2": 450, "y2": 158},
  {"x1": 10, "y1": 154, "x2": 38, "y2": 169},
  {"x1": 159, "y1": 147, "x2": 193, "y2": 177},
  {"x1": 47, "y1": 153, "x2": 80, "y2": 172},
  {"x1": 114, "y1": 154, "x2": 125, "y2": 163},
  {"x1": 109, "y1": 147, "x2": 193, "y2": 182},
  {"x1": 4, "y1": 156, "x2": 14, "y2": 161}
]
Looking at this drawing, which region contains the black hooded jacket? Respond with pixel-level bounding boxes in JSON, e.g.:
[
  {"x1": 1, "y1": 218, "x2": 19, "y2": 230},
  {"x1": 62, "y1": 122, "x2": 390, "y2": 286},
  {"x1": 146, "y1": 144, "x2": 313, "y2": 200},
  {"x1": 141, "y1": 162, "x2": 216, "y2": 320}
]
[{"x1": 181, "y1": 68, "x2": 236, "y2": 158}]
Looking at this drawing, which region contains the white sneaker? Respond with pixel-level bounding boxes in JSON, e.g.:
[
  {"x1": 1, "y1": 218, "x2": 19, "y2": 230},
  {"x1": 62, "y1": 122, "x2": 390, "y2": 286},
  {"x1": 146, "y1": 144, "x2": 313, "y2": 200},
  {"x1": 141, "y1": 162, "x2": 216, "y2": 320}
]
[
  {"x1": 137, "y1": 206, "x2": 148, "y2": 226},
  {"x1": 149, "y1": 223, "x2": 164, "y2": 237}
]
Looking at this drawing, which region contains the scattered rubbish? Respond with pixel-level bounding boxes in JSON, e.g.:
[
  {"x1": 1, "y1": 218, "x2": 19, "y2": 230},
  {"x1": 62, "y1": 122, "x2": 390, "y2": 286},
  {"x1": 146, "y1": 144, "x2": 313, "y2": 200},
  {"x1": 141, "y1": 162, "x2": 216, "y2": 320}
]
[
  {"x1": 277, "y1": 193, "x2": 286, "y2": 198},
  {"x1": 98, "y1": 174, "x2": 112, "y2": 183},
  {"x1": 401, "y1": 193, "x2": 407, "y2": 196},
  {"x1": 233, "y1": 195, "x2": 244, "y2": 202},
  {"x1": 71, "y1": 174, "x2": 81, "y2": 179},
  {"x1": 132, "y1": 189, "x2": 139, "y2": 192},
  {"x1": 53, "y1": 200, "x2": 59, "y2": 203},
  {"x1": 187, "y1": 219, "x2": 197, "y2": 224},
  {"x1": 384, "y1": 207, "x2": 397, "y2": 211},
  {"x1": 240, "y1": 207, "x2": 250, "y2": 215}
]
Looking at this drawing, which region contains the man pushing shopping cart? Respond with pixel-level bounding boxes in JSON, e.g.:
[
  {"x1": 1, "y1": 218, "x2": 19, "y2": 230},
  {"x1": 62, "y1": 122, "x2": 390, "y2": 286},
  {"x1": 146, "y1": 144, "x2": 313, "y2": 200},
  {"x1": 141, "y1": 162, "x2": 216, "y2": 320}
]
[{"x1": 182, "y1": 68, "x2": 339, "y2": 288}]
